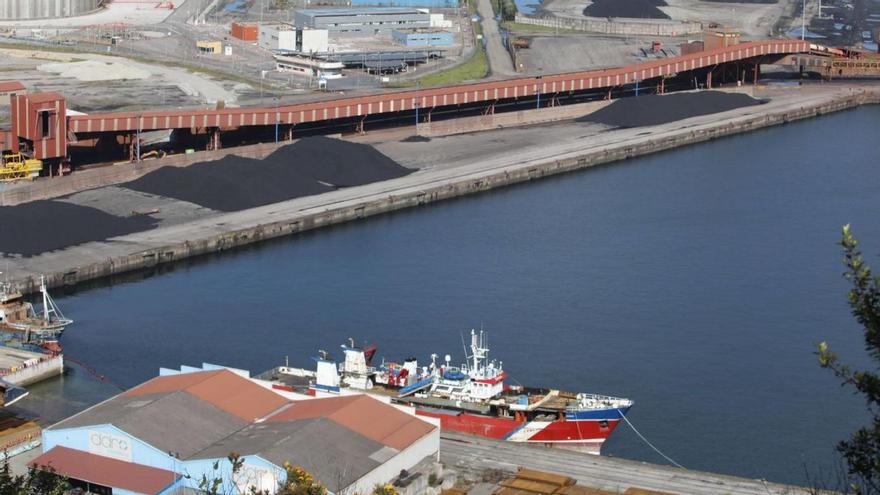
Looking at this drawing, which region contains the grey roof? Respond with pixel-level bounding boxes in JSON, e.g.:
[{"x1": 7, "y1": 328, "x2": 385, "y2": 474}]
[
  {"x1": 50, "y1": 392, "x2": 168, "y2": 430},
  {"x1": 189, "y1": 417, "x2": 389, "y2": 492},
  {"x1": 49, "y1": 391, "x2": 247, "y2": 458},
  {"x1": 48, "y1": 377, "x2": 431, "y2": 492},
  {"x1": 297, "y1": 7, "x2": 425, "y2": 16}
]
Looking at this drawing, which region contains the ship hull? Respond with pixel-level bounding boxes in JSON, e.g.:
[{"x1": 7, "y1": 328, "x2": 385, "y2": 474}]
[{"x1": 415, "y1": 407, "x2": 627, "y2": 454}]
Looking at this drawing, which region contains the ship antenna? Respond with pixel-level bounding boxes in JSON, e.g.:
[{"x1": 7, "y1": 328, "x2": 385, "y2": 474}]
[{"x1": 460, "y1": 330, "x2": 470, "y2": 362}]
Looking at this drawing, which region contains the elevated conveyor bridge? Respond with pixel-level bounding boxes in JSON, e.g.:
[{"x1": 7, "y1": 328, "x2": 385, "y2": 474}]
[{"x1": 7, "y1": 39, "x2": 811, "y2": 166}]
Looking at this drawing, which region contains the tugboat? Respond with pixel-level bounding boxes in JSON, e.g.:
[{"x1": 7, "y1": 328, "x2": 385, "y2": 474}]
[
  {"x1": 260, "y1": 330, "x2": 633, "y2": 454},
  {"x1": 0, "y1": 276, "x2": 73, "y2": 343}
]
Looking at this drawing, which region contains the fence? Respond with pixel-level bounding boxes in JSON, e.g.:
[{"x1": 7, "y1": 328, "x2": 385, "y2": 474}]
[{"x1": 513, "y1": 13, "x2": 703, "y2": 37}]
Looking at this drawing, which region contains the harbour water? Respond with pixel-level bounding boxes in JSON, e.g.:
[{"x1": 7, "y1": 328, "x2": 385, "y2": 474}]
[{"x1": 12, "y1": 106, "x2": 880, "y2": 486}]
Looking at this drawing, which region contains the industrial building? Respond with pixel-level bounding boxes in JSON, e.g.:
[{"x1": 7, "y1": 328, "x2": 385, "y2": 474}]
[
  {"x1": 196, "y1": 40, "x2": 223, "y2": 54},
  {"x1": 260, "y1": 23, "x2": 329, "y2": 53},
  {"x1": 31, "y1": 364, "x2": 439, "y2": 494},
  {"x1": 275, "y1": 53, "x2": 344, "y2": 78},
  {"x1": 294, "y1": 7, "x2": 431, "y2": 36},
  {"x1": 0, "y1": 0, "x2": 102, "y2": 20},
  {"x1": 0, "y1": 81, "x2": 25, "y2": 108},
  {"x1": 392, "y1": 28, "x2": 453, "y2": 46}
]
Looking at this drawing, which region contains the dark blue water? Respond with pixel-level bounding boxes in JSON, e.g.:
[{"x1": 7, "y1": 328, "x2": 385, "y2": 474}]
[{"x1": 18, "y1": 106, "x2": 880, "y2": 486}]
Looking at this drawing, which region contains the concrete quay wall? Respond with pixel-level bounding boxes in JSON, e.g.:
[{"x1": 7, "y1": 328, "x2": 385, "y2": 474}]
[
  {"x1": 514, "y1": 13, "x2": 703, "y2": 36},
  {"x1": 3, "y1": 355, "x2": 63, "y2": 387},
  {"x1": 10, "y1": 90, "x2": 878, "y2": 295}
]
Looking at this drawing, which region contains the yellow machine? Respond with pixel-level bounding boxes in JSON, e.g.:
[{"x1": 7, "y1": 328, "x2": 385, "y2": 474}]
[{"x1": 0, "y1": 153, "x2": 43, "y2": 182}]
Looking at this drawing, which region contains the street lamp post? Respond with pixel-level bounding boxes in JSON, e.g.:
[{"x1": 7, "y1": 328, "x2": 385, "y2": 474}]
[
  {"x1": 135, "y1": 115, "x2": 141, "y2": 162},
  {"x1": 274, "y1": 97, "x2": 280, "y2": 143}
]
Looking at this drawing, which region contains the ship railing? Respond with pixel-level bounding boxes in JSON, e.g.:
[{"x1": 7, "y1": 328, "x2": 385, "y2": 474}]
[{"x1": 565, "y1": 393, "x2": 632, "y2": 411}]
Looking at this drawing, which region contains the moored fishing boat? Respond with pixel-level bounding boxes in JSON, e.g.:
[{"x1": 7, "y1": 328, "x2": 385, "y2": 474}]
[
  {"x1": 0, "y1": 276, "x2": 73, "y2": 343},
  {"x1": 259, "y1": 330, "x2": 632, "y2": 454}
]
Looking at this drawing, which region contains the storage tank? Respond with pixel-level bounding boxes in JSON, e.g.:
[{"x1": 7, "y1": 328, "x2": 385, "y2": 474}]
[{"x1": 0, "y1": 0, "x2": 103, "y2": 20}]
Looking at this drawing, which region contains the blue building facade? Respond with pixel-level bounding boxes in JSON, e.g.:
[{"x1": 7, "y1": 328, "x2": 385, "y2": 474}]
[
  {"x1": 392, "y1": 29, "x2": 454, "y2": 46},
  {"x1": 29, "y1": 364, "x2": 439, "y2": 495},
  {"x1": 41, "y1": 424, "x2": 275, "y2": 494}
]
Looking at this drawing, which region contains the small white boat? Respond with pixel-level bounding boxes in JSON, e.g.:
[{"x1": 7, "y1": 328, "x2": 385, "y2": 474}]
[{"x1": 0, "y1": 276, "x2": 73, "y2": 341}]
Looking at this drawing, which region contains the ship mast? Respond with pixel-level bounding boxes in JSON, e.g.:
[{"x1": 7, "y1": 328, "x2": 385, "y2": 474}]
[
  {"x1": 470, "y1": 329, "x2": 489, "y2": 375},
  {"x1": 42, "y1": 275, "x2": 49, "y2": 322}
]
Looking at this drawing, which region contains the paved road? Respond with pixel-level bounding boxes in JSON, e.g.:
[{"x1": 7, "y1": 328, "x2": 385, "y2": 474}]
[
  {"x1": 475, "y1": 0, "x2": 517, "y2": 77},
  {"x1": 439, "y1": 432, "x2": 810, "y2": 495}
]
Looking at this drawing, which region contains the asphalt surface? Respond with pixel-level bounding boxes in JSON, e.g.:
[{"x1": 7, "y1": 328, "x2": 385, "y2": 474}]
[
  {"x1": 439, "y1": 432, "x2": 811, "y2": 494},
  {"x1": 476, "y1": 0, "x2": 517, "y2": 77}
]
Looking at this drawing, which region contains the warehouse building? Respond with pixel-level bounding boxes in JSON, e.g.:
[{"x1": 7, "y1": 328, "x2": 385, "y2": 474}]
[
  {"x1": 196, "y1": 40, "x2": 223, "y2": 54},
  {"x1": 350, "y1": 0, "x2": 457, "y2": 7},
  {"x1": 392, "y1": 28, "x2": 453, "y2": 46},
  {"x1": 275, "y1": 53, "x2": 344, "y2": 78},
  {"x1": 259, "y1": 23, "x2": 329, "y2": 53},
  {"x1": 31, "y1": 365, "x2": 439, "y2": 494},
  {"x1": 294, "y1": 7, "x2": 431, "y2": 36}
]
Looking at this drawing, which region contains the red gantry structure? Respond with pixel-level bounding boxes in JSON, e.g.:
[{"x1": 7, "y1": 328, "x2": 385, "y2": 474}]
[{"x1": 4, "y1": 39, "x2": 816, "y2": 168}]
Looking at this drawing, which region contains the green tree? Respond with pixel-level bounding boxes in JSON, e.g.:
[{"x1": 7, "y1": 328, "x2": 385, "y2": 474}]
[
  {"x1": 819, "y1": 224, "x2": 880, "y2": 494},
  {"x1": 0, "y1": 460, "x2": 68, "y2": 495},
  {"x1": 188, "y1": 453, "x2": 327, "y2": 495}
]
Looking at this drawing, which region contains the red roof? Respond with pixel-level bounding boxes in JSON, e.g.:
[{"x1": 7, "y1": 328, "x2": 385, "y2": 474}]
[
  {"x1": 24, "y1": 92, "x2": 64, "y2": 104},
  {"x1": 123, "y1": 369, "x2": 291, "y2": 421},
  {"x1": 268, "y1": 394, "x2": 436, "y2": 450},
  {"x1": 0, "y1": 81, "x2": 24, "y2": 93},
  {"x1": 30, "y1": 446, "x2": 178, "y2": 494}
]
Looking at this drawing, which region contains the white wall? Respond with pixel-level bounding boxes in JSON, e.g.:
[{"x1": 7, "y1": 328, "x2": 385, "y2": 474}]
[
  {"x1": 259, "y1": 25, "x2": 296, "y2": 51},
  {"x1": 300, "y1": 28, "x2": 328, "y2": 54},
  {"x1": 429, "y1": 13, "x2": 452, "y2": 28},
  {"x1": 346, "y1": 428, "x2": 440, "y2": 495}
]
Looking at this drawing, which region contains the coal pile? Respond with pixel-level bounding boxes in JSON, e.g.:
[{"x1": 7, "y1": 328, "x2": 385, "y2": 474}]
[
  {"x1": 703, "y1": 0, "x2": 776, "y2": 3},
  {"x1": 583, "y1": 0, "x2": 670, "y2": 19},
  {"x1": 264, "y1": 136, "x2": 412, "y2": 187},
  {"x1": 126, "y1": 137, "x2": 412, "y2": 212},
  {"x1": 0, "y1": 201, "x2": 157, "y2": 257},
  {"x1": 401, "y1": 135, "x2": 432, "y2": 143},
  {"x1": 577, "y1": 91, "x2": 764, "y2": 128},
  {"x1": 125, "y1": 155, "x2": 334, "y2": 212}
]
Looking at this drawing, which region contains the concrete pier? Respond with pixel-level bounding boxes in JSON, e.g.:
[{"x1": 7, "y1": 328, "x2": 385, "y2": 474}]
[
  {"x1": 439, "y1": 431, "x2": 811, "y2": 495},
  {"x1": 0, "y1": 349, "x2": 62, "y2": 386},
  {"x1": 1, "y1": 85, "x2": 877, "y2": 294}
]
